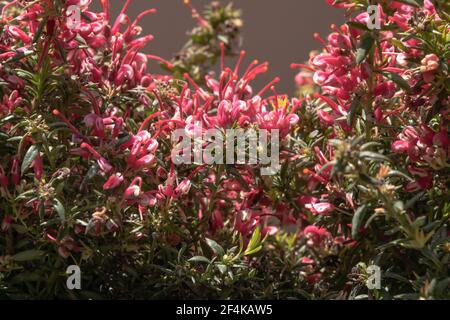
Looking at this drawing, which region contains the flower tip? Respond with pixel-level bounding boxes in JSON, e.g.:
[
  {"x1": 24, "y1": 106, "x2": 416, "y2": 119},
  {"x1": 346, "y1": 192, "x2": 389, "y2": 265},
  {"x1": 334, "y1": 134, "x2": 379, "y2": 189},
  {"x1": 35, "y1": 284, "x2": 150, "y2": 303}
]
[{"x1": 52, "y1": 109, "x2": 60, "y2": 116}]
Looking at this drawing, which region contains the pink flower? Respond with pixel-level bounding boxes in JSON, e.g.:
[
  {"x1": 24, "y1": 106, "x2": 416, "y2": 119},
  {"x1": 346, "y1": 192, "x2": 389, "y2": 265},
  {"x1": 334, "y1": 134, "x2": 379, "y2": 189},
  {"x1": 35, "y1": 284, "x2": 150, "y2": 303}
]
[
  {"x1": 1, "y1": 215, "x2": 13, "y2": 232},
  {"x1": 392, "y1": 140, "x2": 410, "y2": 152},
  {"x1": 234, "y1": 210, "x2": 260, "y2": 236},
  {"x1": 303, "y1": 225, "x2": 331, "y2": 247},
  {"x1": 405, "y1": 166, "x2": 433, "y2": 192},
  {"x1": 174, "y1": 179, "x2": 192, "y2": 198},
  {"x1": 33, "y1": 153, "x2": 43, "y2": 180},
  {"x1": 211, "y1": 210, "x2": 224, "y2": 232},
  {"x1": 6, "y1": 26, "x2": 31, "y2": 44},
  {"x1": 305, "y1": 202, "x2": 335, "y2": 215},
  {"x1": 124, "y1": 177, "x2": 142, "y2": 200},
  {"x1": 138, "y1": 192, "x2": 157, "y2": 207},
  {"x1": 420, "y1": 54, "x2": 439, "y2": 73},
  {"x1": 420, "y1": 54, "x2": 439, "y2": 83},
  {"x1": 103, "y1": 173, "x2": 124, "y2": 190},
  {"x1": 134, "y1": 154, "x2": 156, "y2": 169},
  {"x1": 11, "y1": 157, "x2": 20, "y2": 186}
]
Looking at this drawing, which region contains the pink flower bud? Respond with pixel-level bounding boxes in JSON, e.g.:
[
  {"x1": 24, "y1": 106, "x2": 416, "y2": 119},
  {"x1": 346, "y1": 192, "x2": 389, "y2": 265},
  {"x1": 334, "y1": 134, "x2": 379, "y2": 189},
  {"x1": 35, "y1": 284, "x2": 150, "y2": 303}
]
[
  {"x1": 134, "y1": 154, "x2": 155, "y2": 168},
  {"x1": 6, "y1": 26, "x2": 31, "y2": 44},
  {"x1": 33, "y1": 153, "x2": 43, "y2": 180},
  {"x1": 392, "y1": 140, "x2": 410, "y2": 152},
  {"x1": 1, "y1": 215, "x2": 13, "y2": 232},
  {"x1": 305, "y1": 202, "x2": 334, "y2": 215},
  {"x1": 124, "y1": 185, "x2": 141, "y2": 199},
  {"x1": 11, "y1": 158, "x2": 20, "y2": 186},
  {"x1": 124, "y1": 177, "x2": 142, "y2": 200},
  {"x1": 103, "y1": 172, "x2": 124, "y2": 190},
  {"x1": 97, "y1": 157, "x2": 113, "y2": 173},
  {"x1": 174, "y1": 179, "x2": 191, "y2": 197}
]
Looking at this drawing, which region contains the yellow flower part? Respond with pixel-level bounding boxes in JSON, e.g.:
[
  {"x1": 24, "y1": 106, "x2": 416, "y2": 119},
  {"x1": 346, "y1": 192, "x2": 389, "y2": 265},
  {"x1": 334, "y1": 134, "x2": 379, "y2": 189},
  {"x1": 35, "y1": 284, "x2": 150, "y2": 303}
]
[{"x1": 271, "y1": 96, "x2": 289, "y2": 111}]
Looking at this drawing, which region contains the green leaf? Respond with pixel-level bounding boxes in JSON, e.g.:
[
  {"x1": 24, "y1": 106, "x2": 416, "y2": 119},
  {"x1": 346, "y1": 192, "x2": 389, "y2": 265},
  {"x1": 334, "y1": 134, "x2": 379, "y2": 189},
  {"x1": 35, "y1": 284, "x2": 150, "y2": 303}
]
[
  {"x1": 11, "y1": 250, "x2": 45, "y2": 262},
  {"x1": 387, "y1": 170, "x2": 414, "y2": 182},
  {"x1": 216, "y1": 263, "x2": 227, "y2": 274},
  {"x1": 53, "y1": 198, "x2": 66, "y2": 222},
  {"x1": 205, "y1": 238, "x2": 225, "y2": 257},
  {"x1": 347, "y1": 96, "x2": 361, "y2": 126},
  {"x1": 347, "y1": 21, "x2": 370, "y2": 31},
  {"x1": 21, "y1": 145, "x2": 39, "y2": 175},
  {"x1": 382, "y1": 72, "x2": 411, "y2": 92},
  {"x1": 352, "y1": 205, "x2": 368, "y2": 239},
  {"x1": 244, "y1": 245, "x2": 263, "y2": 256},
  {"x1": 33, "y1": 17, "x2": 47, "y2": 43},
  {"x1": 359, "y1": 151, "x2": 391, "y2": 162},
  {"x1": 188, "y1": 256, "x2": 211, "y2": 264},
  {"x1": 356, "y1": 34, "x2": 374, "y2": 64},
  {"x1": 227, "y1": 166, "x2": 250, "y2": 191},
  {"x1": 244, "y1": 226, "x2": 264, "y2": 256}
]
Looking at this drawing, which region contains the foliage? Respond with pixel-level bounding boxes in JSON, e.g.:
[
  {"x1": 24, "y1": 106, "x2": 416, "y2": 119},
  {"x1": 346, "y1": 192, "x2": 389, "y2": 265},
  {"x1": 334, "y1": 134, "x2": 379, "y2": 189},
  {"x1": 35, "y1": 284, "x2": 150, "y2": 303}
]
[{"x1": 0, "y1": 0, "x2": 449, "y2": 299}]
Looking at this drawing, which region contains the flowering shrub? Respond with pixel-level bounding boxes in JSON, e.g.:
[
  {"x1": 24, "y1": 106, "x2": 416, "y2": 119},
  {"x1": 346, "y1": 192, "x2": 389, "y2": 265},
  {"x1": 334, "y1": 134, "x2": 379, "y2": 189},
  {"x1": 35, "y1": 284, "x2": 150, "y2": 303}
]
[{"x1": 0, "y1": 0, "x2": 449, "y2": 299}]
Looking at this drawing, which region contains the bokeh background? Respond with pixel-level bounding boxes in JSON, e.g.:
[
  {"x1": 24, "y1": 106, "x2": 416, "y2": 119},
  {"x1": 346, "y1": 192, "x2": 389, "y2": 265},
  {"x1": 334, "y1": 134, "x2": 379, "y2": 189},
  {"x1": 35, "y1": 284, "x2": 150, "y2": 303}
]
[{"x1": 96, "y1": 0, "x2": 346, "y2": 92}]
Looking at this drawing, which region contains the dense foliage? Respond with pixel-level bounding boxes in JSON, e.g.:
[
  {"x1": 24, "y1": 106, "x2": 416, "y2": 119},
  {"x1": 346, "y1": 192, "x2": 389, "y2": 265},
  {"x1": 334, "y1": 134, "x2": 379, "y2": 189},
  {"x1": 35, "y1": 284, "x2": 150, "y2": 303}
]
[{"x1": 0, "y1": 0, "x2": 449, "y2": 299}]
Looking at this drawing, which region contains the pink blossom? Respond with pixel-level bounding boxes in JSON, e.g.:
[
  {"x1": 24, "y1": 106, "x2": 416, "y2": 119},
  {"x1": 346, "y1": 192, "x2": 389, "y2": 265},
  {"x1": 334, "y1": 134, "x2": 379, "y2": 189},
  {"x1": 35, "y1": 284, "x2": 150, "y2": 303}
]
[{"x1": 103, "y1": 173, "x2": 124, "y2": 190}]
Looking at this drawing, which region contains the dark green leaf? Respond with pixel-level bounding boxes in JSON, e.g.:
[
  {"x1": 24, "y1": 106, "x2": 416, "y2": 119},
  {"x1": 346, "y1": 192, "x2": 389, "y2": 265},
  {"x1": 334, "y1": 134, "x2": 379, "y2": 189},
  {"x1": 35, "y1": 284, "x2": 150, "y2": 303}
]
[
  {"x1": 383, "y1": 72, "x2": 411, "y2": 92},
  {"x1": 11, "y1": 250, "x2": 45, "y2": 262},
  {"x1": 347, "y1": 96, "x2": 361, "y2": 126},
  {"x1": 356, "y1": 34, "x2": 374, "y2": 64},
  {"x1": 347, "y1": 21, "x2": 370, "y2": 31},
  {"x1": 352, "y1": 205, "x2": 368, "y2": 239}
]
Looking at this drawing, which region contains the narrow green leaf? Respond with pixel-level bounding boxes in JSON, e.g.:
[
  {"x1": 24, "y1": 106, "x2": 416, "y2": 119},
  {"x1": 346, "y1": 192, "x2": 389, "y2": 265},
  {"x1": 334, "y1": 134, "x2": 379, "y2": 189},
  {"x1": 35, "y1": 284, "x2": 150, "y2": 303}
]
[
  {"x1": 11, "y1": 250, "x2": 45, "y2": 262},
  {"x1": 387, "y1": 170, "x2": 414, "y2": 182},
  {"x1": 359, "y1": 151, "x2": 391, "y2": 162},
  {"x1": 21, "y1": 145, "x2": 39, "y2": 175},
  {"x1": 216, "y1": 264, "x2": 227, "y2": 274},
  {"x1": 33, "y1": 17, "x2": 47, "y2": 43},
  {"x1": 244, "y1": 245, "x2": 263, "y2": 256},
  {"x1": 205, "y1": 238, "x2": 225, "y2": 257},
  {"x1": 347, "y1": 96, "x2": 361, "y2": 126},
  {"x1": 53, "y1": 198, "x2": 66, "y2": 222},
  {"x1": 352, "y1": 205, "x2": 368, "y2": 239},
  {"x1": 245, "y1": 226, "x2": 264, "y2": 256},
  {"x1": 347, "y1": 21, "x2": 370, "y2": 31},
  {"x1": 188, "y1": 256, "x2": 211, "y2": 264},
  {"x1": 383, "y1": 72, "x2": 411, "y2": 92},
  {"x1": 356, "y1": 34, "x2": 374, "y2": 64}
]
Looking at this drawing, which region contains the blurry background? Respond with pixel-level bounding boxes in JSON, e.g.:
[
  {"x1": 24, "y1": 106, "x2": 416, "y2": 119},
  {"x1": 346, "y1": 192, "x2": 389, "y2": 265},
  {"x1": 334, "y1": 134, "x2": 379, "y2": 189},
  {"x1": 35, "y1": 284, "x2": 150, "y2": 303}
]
[{"x1": 96, "y1": 0, "x2": 346, "y2": 92}]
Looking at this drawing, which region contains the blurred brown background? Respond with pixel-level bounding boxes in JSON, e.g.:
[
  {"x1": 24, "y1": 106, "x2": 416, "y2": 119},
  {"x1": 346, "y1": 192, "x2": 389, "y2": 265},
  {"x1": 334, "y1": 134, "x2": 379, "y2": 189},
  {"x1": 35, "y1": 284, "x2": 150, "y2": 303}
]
[{"x1": 98, "y1": 0, "x2": 346, "y2": 93}]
